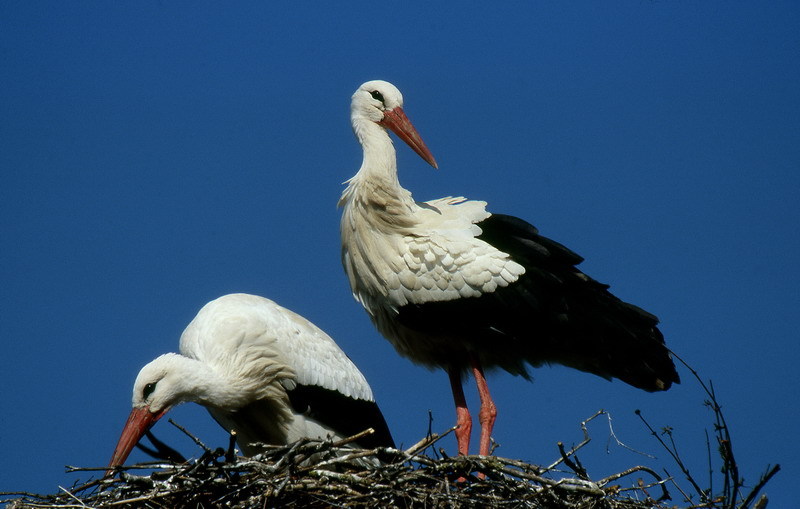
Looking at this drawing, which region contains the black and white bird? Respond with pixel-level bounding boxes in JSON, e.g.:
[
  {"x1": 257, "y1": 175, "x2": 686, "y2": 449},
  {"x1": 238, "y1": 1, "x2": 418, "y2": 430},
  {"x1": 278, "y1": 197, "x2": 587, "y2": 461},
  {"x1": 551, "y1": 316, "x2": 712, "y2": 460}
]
[
  {"x1": 107, "y1": 293, "x2": 394, "y2": 472},
  {"x1": 339, "y1": 80, "x2": 679, "y2": 458}
]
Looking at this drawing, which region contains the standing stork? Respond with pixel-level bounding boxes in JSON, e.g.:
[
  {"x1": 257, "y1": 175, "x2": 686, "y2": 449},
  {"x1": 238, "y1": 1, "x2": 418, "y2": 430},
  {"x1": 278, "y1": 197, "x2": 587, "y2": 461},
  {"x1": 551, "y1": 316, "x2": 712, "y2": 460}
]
[
  {"x1": 107, "y1": 293, "x2": 394, "y2": 473},
  {"x1": 339, "y1": 80, "x2": 679, "y2": 458}
]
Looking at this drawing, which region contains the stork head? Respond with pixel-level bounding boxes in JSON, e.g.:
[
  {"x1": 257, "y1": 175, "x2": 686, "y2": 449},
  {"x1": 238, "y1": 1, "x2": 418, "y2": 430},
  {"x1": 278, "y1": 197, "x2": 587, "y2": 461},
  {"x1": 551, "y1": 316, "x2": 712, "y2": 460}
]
[
  {"x1": 352, "y1": 80, "x2": 438, "y2": 168},
  {"x1": 106, "y1": 354, "x2": 191, "y2": 474}
]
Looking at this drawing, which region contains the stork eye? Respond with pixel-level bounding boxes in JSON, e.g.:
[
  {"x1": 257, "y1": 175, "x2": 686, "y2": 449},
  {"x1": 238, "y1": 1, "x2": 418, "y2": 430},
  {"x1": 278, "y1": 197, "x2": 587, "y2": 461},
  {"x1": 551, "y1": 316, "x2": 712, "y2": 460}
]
[
  {"x1": 369, "y1": 90, "x2": 385, "y2": 103},
  {"x1": 143, "y1": 382, "x2": 157, "y2": 400}
]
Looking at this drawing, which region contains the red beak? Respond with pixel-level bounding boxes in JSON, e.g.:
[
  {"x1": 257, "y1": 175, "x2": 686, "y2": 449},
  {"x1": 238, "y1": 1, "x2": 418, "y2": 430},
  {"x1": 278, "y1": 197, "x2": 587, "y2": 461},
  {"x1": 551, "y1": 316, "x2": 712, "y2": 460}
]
[
  {"x1": 105, "y1": 406, "x2": 167, "y2": 476},
  {"x1": 379, "y1": 107, "x2": 438, "y2": 169}
]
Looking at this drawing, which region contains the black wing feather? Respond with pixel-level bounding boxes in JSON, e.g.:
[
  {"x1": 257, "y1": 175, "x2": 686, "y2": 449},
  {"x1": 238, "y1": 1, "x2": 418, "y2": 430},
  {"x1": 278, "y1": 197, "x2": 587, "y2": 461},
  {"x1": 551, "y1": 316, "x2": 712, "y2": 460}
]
[
  {"x1": 397, "y1": 213, "x2": 679, "y2": 392},
  {"x1": 286, "y1": 384, "x2": 395, "y2": 448}
]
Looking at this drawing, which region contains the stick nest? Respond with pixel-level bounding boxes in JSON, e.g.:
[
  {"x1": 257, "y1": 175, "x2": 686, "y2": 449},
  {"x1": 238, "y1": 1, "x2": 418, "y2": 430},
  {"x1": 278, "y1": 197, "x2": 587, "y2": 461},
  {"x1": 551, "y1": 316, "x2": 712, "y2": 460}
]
[
  {"x1": 2, "y1": 358, "x2": 778, "y2": 508},
  {"x1": 4, "y1": 425, "x2": 684, "y2": 509}
]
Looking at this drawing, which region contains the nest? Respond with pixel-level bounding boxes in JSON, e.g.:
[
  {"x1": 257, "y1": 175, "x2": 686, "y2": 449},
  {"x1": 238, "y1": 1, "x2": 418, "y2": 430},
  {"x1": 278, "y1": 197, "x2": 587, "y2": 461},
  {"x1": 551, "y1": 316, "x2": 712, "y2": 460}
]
[
  {"x1": 7, "y1": 362, "x2": 780, "y2": 509},
  {"x1": 2, "y1": 358, "x2": 778, "y2": 509},
  {"x1": 6, "y1": 367, "x2": 783, "y2": 509},
  {"x1": 3, "y1": 422, "x2": 697, "y2": 509}
]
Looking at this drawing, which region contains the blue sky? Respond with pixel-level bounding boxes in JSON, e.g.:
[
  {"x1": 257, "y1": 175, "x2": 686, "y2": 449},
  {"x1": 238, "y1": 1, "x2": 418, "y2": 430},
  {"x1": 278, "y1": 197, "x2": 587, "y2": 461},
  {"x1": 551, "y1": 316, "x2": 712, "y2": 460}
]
[{"x1": 2, "y1": 2, "x2": 797, "y2": 505}]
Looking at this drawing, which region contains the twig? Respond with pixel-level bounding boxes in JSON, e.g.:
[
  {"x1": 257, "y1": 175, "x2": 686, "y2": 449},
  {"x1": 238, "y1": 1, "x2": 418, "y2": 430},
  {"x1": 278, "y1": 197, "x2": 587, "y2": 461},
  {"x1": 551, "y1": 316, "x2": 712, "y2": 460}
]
[
  {"x1": 168, "y1": 418, "x2": 212, "y2": 454},
  {"x1": 705, "y1": 427, "x2": 714, "y2": 500},
  {"x1": 55, "y1": 487, "x2": 88, "y2": 509},
  {"x1": 330, "y1": 427, "x2": 375, "y2": 448},
  {"x1": 739, "y1": 464, "x2": 780, "y2": 509},
  {"x1": 404, "y1": 426, "x2": 456, "y2": 456},
  {"x1": 598, "y1": 465, "x2": 670, "y2": 501},
  {"x1": 543, "y1": 410, "x2": 605, "y2": 472},
  {"x1": 752, "y1": 494, "x2": 769, "y2": 509},
  {"x1": 65, "y1": 464, "x2": 173, "y2": 473},
  {"x1": 636, "y1": 408, "x2": 708, "y2": 502},
  {"x1": 605, "y1": 410, "x2": 654, "y2": 458},
  {"x1": 663, "y1": 467, "x2": 698, "y2": 506},
  {"x1": 671, "y1": 352, "x2": 744, "y2": 505},
  {"x1": 557, "y1": 441, "x2": 588, "y2": 480}
]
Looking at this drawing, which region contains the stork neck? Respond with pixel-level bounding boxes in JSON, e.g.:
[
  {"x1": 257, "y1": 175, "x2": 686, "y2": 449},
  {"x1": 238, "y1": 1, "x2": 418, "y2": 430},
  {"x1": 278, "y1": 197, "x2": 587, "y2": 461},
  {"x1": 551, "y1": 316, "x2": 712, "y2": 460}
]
[
  {"x1": 352, "y1": 118, "x2": 402, "y2": 187},
  {"x1": 342, "y1": 117, "x2": 417, "y2": 220},
  {"x1": 174, "y1": 357, "x2": 252, "y2": 411}
]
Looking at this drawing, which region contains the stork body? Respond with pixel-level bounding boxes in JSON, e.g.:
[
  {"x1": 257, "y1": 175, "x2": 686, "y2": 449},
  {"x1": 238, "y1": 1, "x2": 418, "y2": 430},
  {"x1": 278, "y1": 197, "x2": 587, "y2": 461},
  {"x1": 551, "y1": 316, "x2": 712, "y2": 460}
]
[
  {"x1": 108, "y1": 293, "x2": 393, "y2": 472},
  {"x1": 339, "y1": 80, "x2": 679, "y2": 457}
]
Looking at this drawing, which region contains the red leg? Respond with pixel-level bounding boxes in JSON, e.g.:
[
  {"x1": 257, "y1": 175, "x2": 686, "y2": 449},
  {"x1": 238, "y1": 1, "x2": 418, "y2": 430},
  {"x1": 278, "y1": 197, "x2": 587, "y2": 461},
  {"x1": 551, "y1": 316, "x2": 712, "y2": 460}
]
[
  {"x1": 447, "y1": 367, "x2": 472, "y2": 456},
  {"x1": 471, "y1": 357, "x2": 497, "y2": 456}
]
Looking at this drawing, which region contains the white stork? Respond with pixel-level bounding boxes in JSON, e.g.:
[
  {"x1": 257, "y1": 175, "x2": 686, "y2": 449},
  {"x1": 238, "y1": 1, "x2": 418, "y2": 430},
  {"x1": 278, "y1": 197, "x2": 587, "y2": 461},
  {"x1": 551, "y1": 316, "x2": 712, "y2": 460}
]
[
  {"x1": 339, "y1": 80, "x2": 679, "y2": 458},
  {"x1": 107, "y1": 293, "x2": 394, "y2": 472}
]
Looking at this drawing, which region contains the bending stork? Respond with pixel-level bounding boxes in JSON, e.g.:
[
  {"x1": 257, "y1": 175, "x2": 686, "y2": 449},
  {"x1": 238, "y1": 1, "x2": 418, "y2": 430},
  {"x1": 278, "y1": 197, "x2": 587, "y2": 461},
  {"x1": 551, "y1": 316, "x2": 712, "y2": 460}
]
[
  {"x1": 107, "y1": 293, "x2": 394, "y2": 473},
  {"x1": 339, "y1": 80, "x2": 679, "y2": 457}
]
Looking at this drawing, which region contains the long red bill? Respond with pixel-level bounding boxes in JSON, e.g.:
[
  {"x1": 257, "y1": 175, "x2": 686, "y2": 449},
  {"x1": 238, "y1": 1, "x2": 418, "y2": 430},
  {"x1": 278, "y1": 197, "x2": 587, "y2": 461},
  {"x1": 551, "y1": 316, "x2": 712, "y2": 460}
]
[
  {"x1": 105, "y1": 406, "x2": 166, "y2": 476},
  {"x1": 379, "y1": 107, "x2": 438, "y2": 169}
]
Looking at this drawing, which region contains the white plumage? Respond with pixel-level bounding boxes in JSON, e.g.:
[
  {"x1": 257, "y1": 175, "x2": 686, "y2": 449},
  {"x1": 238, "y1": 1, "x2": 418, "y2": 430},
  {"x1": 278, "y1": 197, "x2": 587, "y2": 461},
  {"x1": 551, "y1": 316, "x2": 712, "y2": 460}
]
[
  {"x1": 180, "y1": 294, "x2": 374, "y2": 402},
  {"x1": 340, "y1": 80, "x2": 678, "y2": 458},
  {"x1": 108, "y1": 293, "x2": 393, "y2": 472},
  {"x1": 341, "y1": 83, "x2": 523, "y2": 325}
]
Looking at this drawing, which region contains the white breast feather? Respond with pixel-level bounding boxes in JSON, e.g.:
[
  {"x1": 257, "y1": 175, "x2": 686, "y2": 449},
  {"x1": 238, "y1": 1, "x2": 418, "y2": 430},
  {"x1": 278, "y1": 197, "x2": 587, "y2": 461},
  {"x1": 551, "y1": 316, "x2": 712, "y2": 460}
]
[{"x1": 342, "y1": 196, "x2": 526, "y2": 311}]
